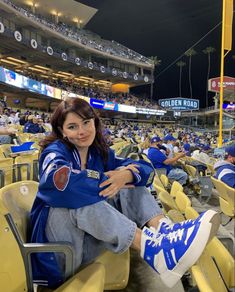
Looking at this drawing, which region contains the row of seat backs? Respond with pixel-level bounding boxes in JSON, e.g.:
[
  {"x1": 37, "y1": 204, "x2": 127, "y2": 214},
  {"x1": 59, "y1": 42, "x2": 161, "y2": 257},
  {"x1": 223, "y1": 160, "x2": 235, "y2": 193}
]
[
  {"x1": 183, "y1": 207, "x2": 235, "y2": 292},
  {"x1": 211, "y1": 176, "x2": 235, "y2": 217},
  {"x1": 153, "y1": 174, "x2": 235, "y2": 291},
  {"x1": 0, "y1": 152, "x2": 39, "y2": 187},
  {"x1": 0, "y1": 181, "x2": 130, "y2": 292}
]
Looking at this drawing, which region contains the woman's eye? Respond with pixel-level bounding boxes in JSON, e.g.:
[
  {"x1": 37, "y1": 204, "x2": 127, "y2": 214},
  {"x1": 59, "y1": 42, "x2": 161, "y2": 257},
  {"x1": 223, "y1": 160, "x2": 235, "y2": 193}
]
[
  {"x1": 84, "y1": 120, "x2": 90, "y2": 125},
  {"x1": 68, "y1": 125, "x2": 76, "y2": 130}
]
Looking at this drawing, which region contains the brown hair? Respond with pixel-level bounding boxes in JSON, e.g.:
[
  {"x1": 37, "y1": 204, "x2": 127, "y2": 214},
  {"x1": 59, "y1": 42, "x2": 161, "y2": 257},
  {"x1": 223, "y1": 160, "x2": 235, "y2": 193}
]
[{"x1": 40, "y1": 98, "x2": 109, "y2": 162}]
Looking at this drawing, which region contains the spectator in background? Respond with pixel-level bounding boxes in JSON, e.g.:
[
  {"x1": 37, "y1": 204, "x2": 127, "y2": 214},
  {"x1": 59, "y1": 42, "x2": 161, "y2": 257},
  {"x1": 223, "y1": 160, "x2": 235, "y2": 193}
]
[
  {"x1": 173, "y1": 141, "x2": 181, "y2": 154},
  {"x1": 183, "y1": 138, "x2": 191, "y2": 155},
  {"x1": 37, "y1": 118, "x2": 46, "y2": 133},
  {"x1": 214, "y1": 144, "x2": 235, "y2": 188},
  {"x1": 148, "y1": 138, "x2": 188, "y2": 185},
  {"x1": 162, "y1": 135, "x2": 176, "y2": 159},
  {"x1": 0, "y1": 104, "x2": 17, "y2": 143},
  {"x1": 23, "y1": 115, "x2": 34, "y2": 133},
  {"x1": 24, "y1": 116, "x2": 45, "y2": 134},
  {"x1": 117, "y1": 125, "x2": 128, "y2": 139}
]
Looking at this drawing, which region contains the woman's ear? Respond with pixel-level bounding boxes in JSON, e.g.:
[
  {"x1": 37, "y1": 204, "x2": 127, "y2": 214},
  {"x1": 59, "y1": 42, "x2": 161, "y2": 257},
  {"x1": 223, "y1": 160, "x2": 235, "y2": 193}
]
[{"x1": 58, "y1": 127, "x2": 65, "y2": 137}]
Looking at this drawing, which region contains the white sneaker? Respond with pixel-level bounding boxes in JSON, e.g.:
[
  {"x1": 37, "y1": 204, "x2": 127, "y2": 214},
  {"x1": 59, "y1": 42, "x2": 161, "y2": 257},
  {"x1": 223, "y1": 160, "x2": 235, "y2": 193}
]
[{"x1": 141, "y1": 210, "x2": 220, "y2": 288}]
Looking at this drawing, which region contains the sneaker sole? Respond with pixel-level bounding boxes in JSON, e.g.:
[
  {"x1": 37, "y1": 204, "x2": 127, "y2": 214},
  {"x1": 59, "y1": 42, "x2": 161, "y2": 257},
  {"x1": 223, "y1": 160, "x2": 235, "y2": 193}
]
[{"x1": 160, "y1": 210, "x2": 220, "y2": 288}]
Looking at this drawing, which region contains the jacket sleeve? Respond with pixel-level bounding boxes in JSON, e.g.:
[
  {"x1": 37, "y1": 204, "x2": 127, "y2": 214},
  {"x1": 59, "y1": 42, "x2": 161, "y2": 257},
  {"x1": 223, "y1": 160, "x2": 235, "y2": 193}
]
[
  {"x1": 107, "y1": 149, "x2": 155, "y2": 187},
  {"x1": 37, "y1": 149, "x2": 108, "y2": 209}
]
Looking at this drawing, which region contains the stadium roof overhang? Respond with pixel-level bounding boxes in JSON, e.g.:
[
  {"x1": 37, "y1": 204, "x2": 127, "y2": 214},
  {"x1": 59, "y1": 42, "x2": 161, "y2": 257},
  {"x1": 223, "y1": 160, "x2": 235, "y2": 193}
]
[
  {"x1": 0, "y1": 33, "x2": 146, "y2": 88},
  {"x1": 13, "y1": 0, "x2": 98, "y2": 27}
]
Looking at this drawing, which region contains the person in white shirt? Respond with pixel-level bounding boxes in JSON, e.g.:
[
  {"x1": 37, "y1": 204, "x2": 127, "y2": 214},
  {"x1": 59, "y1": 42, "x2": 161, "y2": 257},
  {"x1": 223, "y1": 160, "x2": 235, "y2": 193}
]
[
  {"x1": 0, "y1": 105, "x2": 18, "y2": 144},
  {"x1": 162, "y1": 134, "x2": 176, "y2": 158}
]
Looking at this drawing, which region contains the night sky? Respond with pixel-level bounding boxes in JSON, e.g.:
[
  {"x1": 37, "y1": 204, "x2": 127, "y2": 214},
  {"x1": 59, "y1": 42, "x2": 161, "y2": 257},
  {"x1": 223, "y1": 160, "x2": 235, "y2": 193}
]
[{"x1": 78, "y1": 0, "x2": 234, "y2": 108}]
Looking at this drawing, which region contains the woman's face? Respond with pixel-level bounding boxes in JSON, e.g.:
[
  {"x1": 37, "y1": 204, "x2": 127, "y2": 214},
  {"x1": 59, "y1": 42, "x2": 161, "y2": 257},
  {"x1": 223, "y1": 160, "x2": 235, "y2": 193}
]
[{"x1": 62, "y1": 112, "x2": 96, "y2": 151}]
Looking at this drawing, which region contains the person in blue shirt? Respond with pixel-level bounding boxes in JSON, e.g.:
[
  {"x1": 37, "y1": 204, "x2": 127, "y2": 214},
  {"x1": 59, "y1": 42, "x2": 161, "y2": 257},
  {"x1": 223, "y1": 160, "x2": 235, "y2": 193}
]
[
  {"x1": 214, "y1": 144, "x2": 235, "y2": 188},
  {"x1": 30, "y1": 98, "x2": 220, "y2": 289},
  {"x1": 183, "y1": 138, "x2": 191, "y2": 155},
  {"x1": 24, "y1": 116, "x2": 45, "y2": 134},
  {"x1": 148, "y1": 137, "x2": 188, "y2": 185}
]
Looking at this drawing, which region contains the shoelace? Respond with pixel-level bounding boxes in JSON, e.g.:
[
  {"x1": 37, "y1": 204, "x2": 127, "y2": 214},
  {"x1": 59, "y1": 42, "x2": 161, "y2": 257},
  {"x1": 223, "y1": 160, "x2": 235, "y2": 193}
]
[
  {"x1": 166, "y1": 229, "x2": 184, "y2": 243},
  {"x1": 164, "y1": 219, "x2": 194, "y2": 231},
  {"x1": 148, "y1": 233, "x2": 164, "y2": 248},
  {"x1": 148, "y1": 227, "x2": 185, "y2": 248}
]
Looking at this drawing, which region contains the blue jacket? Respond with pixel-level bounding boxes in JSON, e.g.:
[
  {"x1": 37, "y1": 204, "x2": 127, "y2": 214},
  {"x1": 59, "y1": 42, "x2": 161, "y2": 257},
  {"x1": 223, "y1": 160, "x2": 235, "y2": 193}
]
[
  {"x1": 147, "y1": 147, "x2": 172, "y2": 174},
  {"x1": 24, "y1": 122, "x2": 45, "y2": 134},
  {"x1": 214, "y1": 160, "x2": 235, "y2": 188},
  {"x1": 30, "y1": 140, "x2": 155, "y2": 288}
]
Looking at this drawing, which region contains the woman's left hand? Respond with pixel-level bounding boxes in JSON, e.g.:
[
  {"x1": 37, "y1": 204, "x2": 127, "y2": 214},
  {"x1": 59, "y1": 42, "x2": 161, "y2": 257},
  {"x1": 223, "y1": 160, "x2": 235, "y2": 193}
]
[{"x1": 99, "y1": 169, "x2": 135, "y2": 198}]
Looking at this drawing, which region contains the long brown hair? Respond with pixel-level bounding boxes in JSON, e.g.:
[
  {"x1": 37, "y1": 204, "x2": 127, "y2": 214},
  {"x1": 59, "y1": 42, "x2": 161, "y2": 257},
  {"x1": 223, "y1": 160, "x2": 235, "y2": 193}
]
[{"x1": 40, "y1": 98, "x2": 109, "y2": 162}]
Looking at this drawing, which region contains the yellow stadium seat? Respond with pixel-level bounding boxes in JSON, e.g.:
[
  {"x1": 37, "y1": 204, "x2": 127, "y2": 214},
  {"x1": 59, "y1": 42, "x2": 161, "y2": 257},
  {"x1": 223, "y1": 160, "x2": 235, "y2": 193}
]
[
  {"x1": 0, "y1": 181, "x2": 129, "y2": 291},
  {"x1": 211, "y1": 176, "x2": 235, "y2": 219},
  {"x1": 95, "y1": 249, "x2": 130, "y2": 290},
  {"x1": 185, "y1": 206, "x2": 235, "y2": 289},
  {"x1": 191, "y1": 236, "x2": 235, "y2": 292},
  {"x1": 184, "y1": 206, "x2": 200, "y2": 220},
  {"x1": 14, "y1": 152, "x2": 39, "y2": 181},
  {"x1": 167, "y1": 209, "x2": 185, "y2": 222},
  {"x1": 184, "y1": 164, "x2": 197, "y2": 178},
  {"x1": 0, "y1": 144, "x2": 13, "y2": 158},
  {"x1": 160, "y1": 174, "x2": 170, "y2": 189},
  {"x1": 152, "y1": 174, "x2": 166, "y2": 197},
  {"x1": 0, "y1": 157, "x2": 14, "y2": 187},
  {"x1": 170, "y1": 181, "x2": 183, "y2": 198},
  {"x1": 174, "y1": 191, "x2": 191, "y2": 214},
  {"x1": 158, "y1": 190, "x2": 178, "y2": 213}
]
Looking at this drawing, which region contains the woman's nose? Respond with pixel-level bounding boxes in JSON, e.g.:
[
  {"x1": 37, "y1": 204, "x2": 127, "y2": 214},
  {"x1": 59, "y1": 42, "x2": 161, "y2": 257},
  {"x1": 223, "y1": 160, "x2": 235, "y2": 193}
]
[{"x1": 77, "y1": 125, "x2": 86, "y2": 135}]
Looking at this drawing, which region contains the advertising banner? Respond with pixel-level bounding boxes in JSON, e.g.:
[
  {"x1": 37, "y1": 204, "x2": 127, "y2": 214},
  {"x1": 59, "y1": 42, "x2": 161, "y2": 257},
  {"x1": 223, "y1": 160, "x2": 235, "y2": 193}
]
[
  {"x1": 90, "y1": 98, "x2": 105, "y2": 109},
  {"x1": 208, "y1": 76, "x2": 235, "y2": 93},
  {"x1": 0, "y1": 66, "x2": 62, "y2": 99},
  {"x1": 118, "y1": 104, "x2": 136, "y2": 113}
]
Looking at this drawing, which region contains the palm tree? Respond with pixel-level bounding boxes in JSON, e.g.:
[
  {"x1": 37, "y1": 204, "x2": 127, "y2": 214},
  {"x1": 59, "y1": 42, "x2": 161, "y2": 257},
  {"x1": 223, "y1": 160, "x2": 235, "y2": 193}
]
[
  {"x1": 149, "y1": 56, "x2": 162, "y2": 67},
  {"x1": 184, "y1": 48, "x2": 197, "y2": 98},
  {"x1": 176, "y1": 60, "x2": 186, "y2": 97},
  {"x1": 149, "y1": 56, "x2": 161, "y2": 101},
  {"x1": 203, "y1": 47, "x2": 216, "y2": 108}
]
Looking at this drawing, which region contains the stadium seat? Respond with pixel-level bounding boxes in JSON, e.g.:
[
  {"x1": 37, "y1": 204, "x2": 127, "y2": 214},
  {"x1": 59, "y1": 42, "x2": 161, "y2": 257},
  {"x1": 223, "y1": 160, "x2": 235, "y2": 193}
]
[
  {"x1": 184, "y1": 206, "x2": 200, "y2": 220},
  {"x1": 211, "y1": 176, "x2": 235, "y2": 220},
  {"x1": 184, "y1": 164, "x2": 198, "y2": 178},
  {"x1": 179, "y1": 206, "x2": 235, "y2": 291},
  {"x1": 14, "y1": 152, "x2": 39, "y2": 181},
  {"x1": 205, "y1": 163, "x2": 216, "y2": 176},
  {"x1": 158, "y1": 190, "x2": 178, "y2": 213},
  {"x1": 166, "y1": 209, "x2": 185, "y2": 222},
  {"x1": 0, "y1": 181, "x2": 129, "y2": 291},
  {"x1": 170, "y1": 181, "x2": 183, "y2": 198},
  {"x1": 95, "y1": 249, "x2": 130, "y2": 290},
  {"x1": 152, "y1": 174, "x2": 165, "y2": 196},
  {"x1": 0, "y1": 144, "x2": 13, "y2": 158},
  {"x1": 127, "y1": 152, "x2": 140, "y2": 160},
  {"x1": 0, "y1": 157, "x2": 15, "y2": 187},
  {"x1": 160, "y1": 174, "x2": 170, "y2": 189},
  {"x1": 190, "y1": 235, "x2": 235, "y2": 292},
  {"x1": 174, "y1": 191, "x2": 191, "y2": 214}
]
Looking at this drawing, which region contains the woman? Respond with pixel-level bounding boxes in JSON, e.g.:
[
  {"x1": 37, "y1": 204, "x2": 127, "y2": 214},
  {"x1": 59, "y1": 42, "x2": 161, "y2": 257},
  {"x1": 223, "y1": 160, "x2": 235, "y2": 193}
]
[{"x1": 30, "y1": 98, "x2": 220, "y2": 289}]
